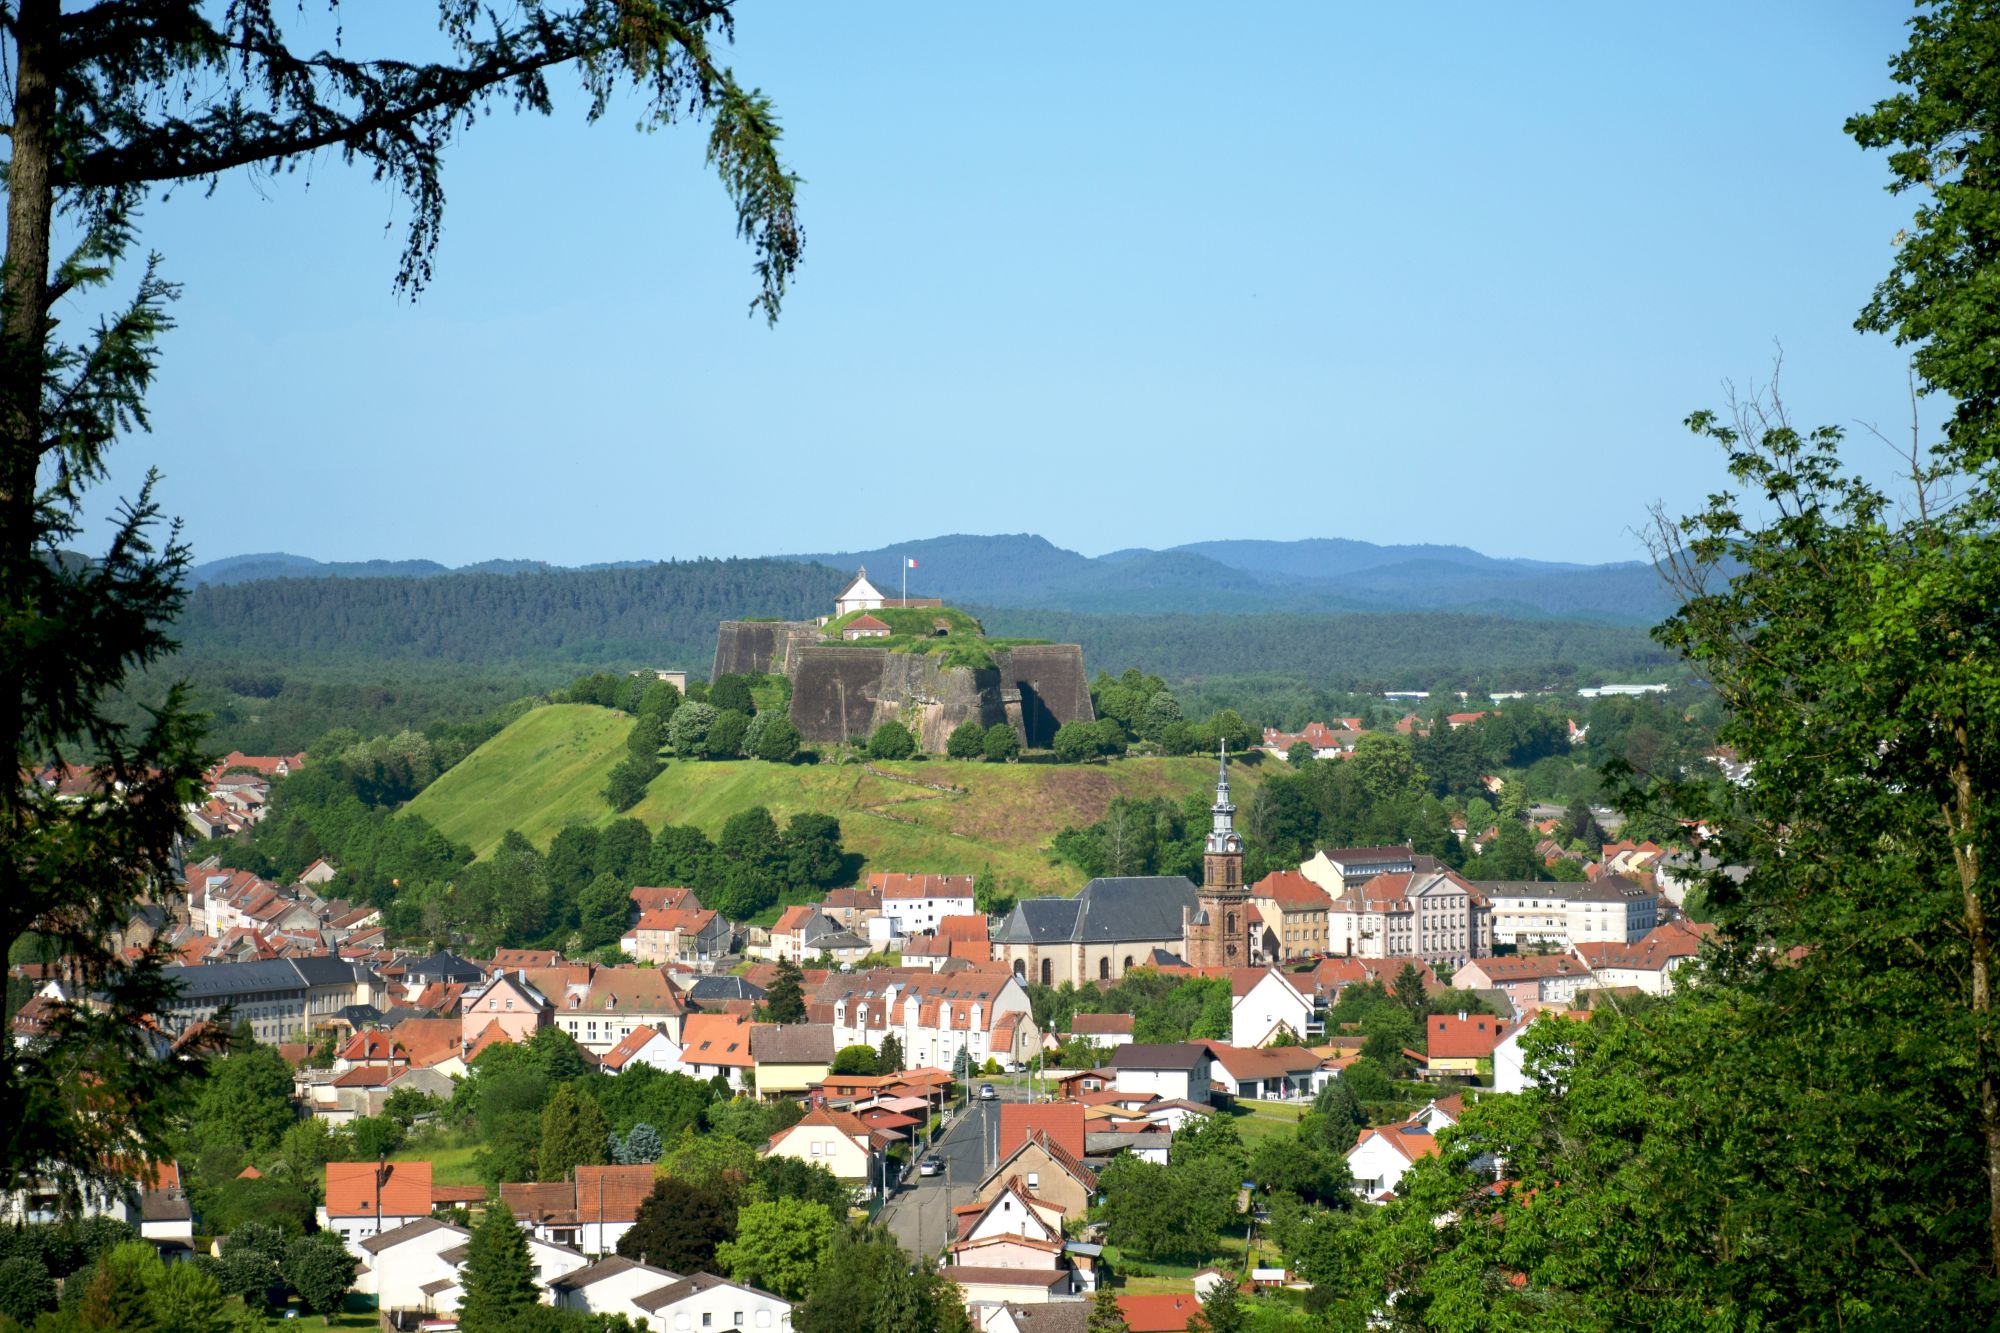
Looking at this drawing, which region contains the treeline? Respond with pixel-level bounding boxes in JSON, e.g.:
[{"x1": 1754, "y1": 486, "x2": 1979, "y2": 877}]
[
  {"x1": 175, "y1": 557, "x2": 846, "y2": 666},
  {"x1": 972, "y1": 607, "x2": 1679, "y2": 690}
]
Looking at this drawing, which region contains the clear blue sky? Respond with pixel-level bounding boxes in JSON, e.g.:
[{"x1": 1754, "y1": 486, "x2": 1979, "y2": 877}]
[{"x1": 79, "y1": 2, "x2": 1927, "y2": 568}]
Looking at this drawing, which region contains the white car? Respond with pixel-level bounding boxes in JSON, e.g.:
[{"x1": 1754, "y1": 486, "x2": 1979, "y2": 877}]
[{"x1": 978, "y1": 1083, "x2": 997, "y2": 1100}]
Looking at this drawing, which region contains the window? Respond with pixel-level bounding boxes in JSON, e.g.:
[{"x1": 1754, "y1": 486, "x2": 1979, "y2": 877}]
[
  {"x1": 1026, "y1": 1172, "x2": 1040, "y2": 1190},
  {"x1": 1098, "y1": 957, "x2": 1110, "y2": 980},
  {"x1": 703, "y1": 1316, "x2": 713, "y2": 1328}
]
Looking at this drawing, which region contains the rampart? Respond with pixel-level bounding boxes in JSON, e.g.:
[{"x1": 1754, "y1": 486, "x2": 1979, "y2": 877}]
[{"x1": 714, "y1": 621, "x2": 1094, "y2": 752}]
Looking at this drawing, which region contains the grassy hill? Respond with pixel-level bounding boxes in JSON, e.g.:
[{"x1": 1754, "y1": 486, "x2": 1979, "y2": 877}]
[{"x1": 403, "y1": 703, "x2": 1259, "y2": 896}]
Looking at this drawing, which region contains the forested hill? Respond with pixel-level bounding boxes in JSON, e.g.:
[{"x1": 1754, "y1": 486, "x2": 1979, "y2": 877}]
[
  {"x1": 175, "y1": 558, "x2": 846, "y2": 668},
  {"x1": 970, "y1": 607, "x2": 1676, "y2": 688}
]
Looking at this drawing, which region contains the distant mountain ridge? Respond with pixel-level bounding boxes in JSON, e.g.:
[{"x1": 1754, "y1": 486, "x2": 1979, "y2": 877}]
[{"x1": 188, "y1": 532, "x2": 1673, "y2": 624}]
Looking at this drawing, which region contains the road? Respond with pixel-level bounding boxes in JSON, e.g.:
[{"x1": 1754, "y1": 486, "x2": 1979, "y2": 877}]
[{"x1": 877, "y1": 1084, "x2": 1031, "y2": 1258}]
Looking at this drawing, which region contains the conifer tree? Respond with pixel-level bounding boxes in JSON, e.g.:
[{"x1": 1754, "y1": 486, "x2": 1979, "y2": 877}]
[
  {"x1": 538, "y1": 1084, "x2": 609, "y2": 1183},
  {"x1": 764, "y1": 959, "x2": 807, "y2": 1024},
  {"x1": 458, "y1": 1205, "x2": 537, "y2": 1333},
  {"x1": 1087, "y1": 1287, "x2": 1131, "y2": 1333}
]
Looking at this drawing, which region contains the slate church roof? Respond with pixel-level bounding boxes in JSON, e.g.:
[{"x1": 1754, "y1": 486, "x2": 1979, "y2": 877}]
[{"x1": 995, "y1": 876, "x2": 1198, "y2": 946}]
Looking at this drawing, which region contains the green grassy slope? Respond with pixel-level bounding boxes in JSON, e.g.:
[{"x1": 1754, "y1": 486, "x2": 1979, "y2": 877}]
[{"x1": 404, "y1": 703, "x2": 1259, "y2": 896}]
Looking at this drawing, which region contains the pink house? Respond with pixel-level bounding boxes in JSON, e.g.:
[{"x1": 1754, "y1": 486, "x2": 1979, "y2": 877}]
[{"x1": 460, "y1": 972, "x2": 551, "y2": 1045}]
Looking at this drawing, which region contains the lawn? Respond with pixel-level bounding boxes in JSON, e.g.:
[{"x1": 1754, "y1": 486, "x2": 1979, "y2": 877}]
[
  {"x1": 405, "y1": 704, "x2": 1259, "y2": 897},
  {"x1": 390, "y1": 1141, "x2": 485, "y2": 1187},
  {"x1": 1106, "y1": 1233, "x2": 1252, "y2": 1291},
  {"x1": 1228, "y1": 1099, "x2": 1307, "y2": 1145}
]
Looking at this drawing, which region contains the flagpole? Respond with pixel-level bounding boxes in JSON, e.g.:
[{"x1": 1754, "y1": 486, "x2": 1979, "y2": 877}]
[{"x1": 902, "y1": 558, "x2": 907, "y2": 606}]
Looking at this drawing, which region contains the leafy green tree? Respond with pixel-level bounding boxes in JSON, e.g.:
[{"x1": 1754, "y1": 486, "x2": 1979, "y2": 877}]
[
  {"x1": 709, "y1": 675, "x2": 757, "y2": 716},
  {"x1": 1052, "y1": 723, "x2": 1098, "y2": 764},
  {"x1": 705, "y1": 709, "x2": 751, "y2": 760},
  {"x1": 1337, "y1": 1058, "x2": 1394, "y2": 1107},
  {"x1": 149, "y1": 1260, "x2": 225, "y2": 1333},
  {"x1": 638, "y1": 681, "x2": 683, "y2": 722},
  {"x1": 1092, "y1": 718, "x2": 1128, "y2": 757},
  {"x1": 764, "y1": 959, "x2": 807, "y2": 1024},
  {"x1": 749, "y1": 1156, "x2": 849, "y2": 1216},
  {"x1": 945, "y1": 721, "x2": 986, "y2": 759},
  {"x1": 576, "y1": 872, "x2": 631, "y2": 952},
  {"x1": 279, "y1": 1235, "x2": 356, "y2": 1318},
  {"x1": 1287, "y1": 741, "x2": 1316, "y2": 768},
  {"x1": 714, "y1": 1198, "x2": 837, "y2": 1300},
  {"x1": 781, "y1": 814, "x2": 846, "y2": 890},
  {"x1": 867, "y1": 722, "x2": 917, "y2": 761},
  {"x1": 191, "y1": 1046, "x2": 297, "y2": 1155},
  {"x1": 626, "y1": 712, "x2": 665, "y2": 763},
  {"x1": 649, "y1": 824, "x2": 716, "y2": 890},
  {"x1": 1391, "y1": 964, "x2": 1429, "y2": 1026},
  {"x1": 829, "y1": 1045, "x2": 879, "y2": 1076},
  {"x1": 667, "y1": 702, "x2": 720, "y2": 757},
  {"x1": 981, "y1": 725, "x2": 1021, "y2": 762},
  {"x1": 794, "y1": 1234, "x2": 970, "y2": 1333},
  {"x1": 1157, "y1": 720, "x2": 1199, "y2": 756},
  {"x1": 1139, "y1": 692, "x2": 1185, "y2": 742},
  {"x1": 603, "y1": 757, "x2": 658, "y2": 813},
  {"x1": 1086, "y1": 1286, "x2": 1131, "y2": 1333},
  {"x1": 1193, "y1": 1279, "x2": 1245, "y2": 1333},
  {"x1": 616, "y1": 1178, "x2": 734, "y2": 1273},
  {"x1": 0, "y1": 1256, "x2": 55, "y2": 1325},
  {"x1": 878, "y1": 1033, "x2": 904, "y2": 1075},
  {"x1": 343, "y1": 1114, "x2": 404, "y2": 1160},
  {"x1": 538, "y1": 1084, "x2": 609, "y2": 1182},
  {"x1": 458, "y1": 1205, "x2": 538, "y2": 1333},
  {"x1": 751, "y1": 714, "x2": 802, "y2": 764}
]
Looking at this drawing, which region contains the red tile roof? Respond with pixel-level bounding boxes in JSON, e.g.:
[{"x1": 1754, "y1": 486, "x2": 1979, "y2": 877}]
[
  {"x1": 1251, "y1": 870, "x2": 1333, "y2": 910},
  {"x1": 998, "y1": 1102, "x2": 1086, "y2": 1162},
  {"x1": 869, "y1": 873, "x2": 976, "y2": 901},
  {"x1": 1118, "y1": 1293, "x2": 1204, "y2": 1331},
  {"x1": 324, "y1": 1161, "x2": 432, "y2": 1219},
  {"x1": 1426, "y1": 1014, "x2": 1512, "y2": 1059}
]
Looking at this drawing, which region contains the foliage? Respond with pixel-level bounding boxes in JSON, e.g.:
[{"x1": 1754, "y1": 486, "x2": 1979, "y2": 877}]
[
  {"x1": 148, "y1": 1260, "x2": 226, "y2": 1333},
  {"x1": 793, "y1": 1232, "x2": 971, "y2": 1333},
  {"x1": 981, "y1": 726, "x2": 1021, "y2": 763},
  {"x1": 764, "y1": 959, "x2": 808, "y2": 1024},
  {"x1": 1030, "y1": 970, "x2": 1230, "y2": 1045},
  {"x1": 609, "y1": 1122, "x2": 664, "y2": 1166},
  {"x1": 945, "y1": 721, "x2": 987, "y2": 760},
  {"x1": 459, "y1": 1205, "x2": 540, "y2": 1333},
  {"x1": 0, "y1": 1257, "x2": 54, "y2": 1326},
  {"x1": 714, "y1": 1198, "x2": 837, "y2": 1300},
  {"x1": 667, "y1": 703, "x2": 720, "y2": 758},
  {"x1": 866, "y1": 722, "x2": 917, "y2": 762},
  {"x1": 1096, "y1": 1153, "x2": 1238, "y2": 1263},
  {"x1": 537, "y1": 1084, "x2": 609, "y2": 1182},
  {"x1": 1193, "y1": 1280, "x2": 1246, "y2": 1333},
  {"x1": 275, "y1": 1235, "x2": 354, "y2": 1318},
  {"x1": 829, "y1": 1045, "x2": 879, "y2": 1076},
  {"x1": 617, "y1": 1178, "x2": 733, "y2": 1274},
  {"x1": 1087, "y1": 1286, "x2": 1132, "y2": 1333}
]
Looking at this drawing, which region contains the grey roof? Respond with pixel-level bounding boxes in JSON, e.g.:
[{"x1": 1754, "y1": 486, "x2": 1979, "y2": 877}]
[
  {"x1": 1108, "y1": 1043, "x2": 1212, "y2": 1072},
  {"x1": 292, "y1": 954, "x2": 376, "y2": 987},
  {"x1": 994, "y1": 1303, "x2": 1090, "y2": 1333},
  {"x1": 163, "y1": 958, "x2": 310, "y2": 1002},
  {"x1": 633, "y1": 1273, "x2": 782, "y2": 1314},
  {"x1": 996, "y1": 877, "x2": 1197, "y2": 947},
  {"x1": 1474, "y1": 875, "x2": 1656, "y2": 904},
  {"x1": 403, "y1": 950, "x2": 487, "y2": 983},
  {"x1": 1084, "y1": 1131, "x2": 1169, "y2": 1156},
  {"x1": 685, "y1": 976, "x2": 764, "y2": 1004},
  {"x1": 359, "y1": 1219, "x2": 466, "y2": 1254},
  {"x1": 337, "y1": 1004, "x2": 384, "y2": 1028},
  {"x1": 140, "y1": 1191, "x2": 191, "y2": 1223},
  {"x1": 551, "y1": 1257, "x2": 677, "y2": 1291},
  {"x1": 751, "y1": 1023, "x2": 836, "y2": 1065}
]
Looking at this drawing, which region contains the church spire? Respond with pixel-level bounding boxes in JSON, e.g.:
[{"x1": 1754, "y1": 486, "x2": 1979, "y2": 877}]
[{"x1": 1206, "y1": 738, "x2": 1240, "y2": 856}]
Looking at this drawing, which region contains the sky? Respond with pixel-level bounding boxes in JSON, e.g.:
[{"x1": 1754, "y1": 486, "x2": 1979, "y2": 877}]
[{"x1": 71, "y1": 1, "x2": 1931, "y2": 568}]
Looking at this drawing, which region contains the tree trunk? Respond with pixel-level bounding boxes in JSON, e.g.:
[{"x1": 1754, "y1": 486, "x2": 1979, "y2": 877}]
[
  {"x1": 1946, "y1": 732, "x2": 1999, "y2": 1278},
  {"x1": 3, "y1": 0, "x2": 56, "y2": 497}
]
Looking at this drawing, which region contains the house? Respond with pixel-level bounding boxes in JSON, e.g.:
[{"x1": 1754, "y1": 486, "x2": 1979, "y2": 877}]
[
  {"x1": 1298, "y1": 846, "x2": 1435, "y2": 896},
  {"x1": 1417, "y1": 1014, "x2": 1513, "y2": 1079},
  {"x1": 1323, "y1": 869, "x2": 1493, "y2": 972},
  {"x1": 546, "y1": 1256, "x2": 793, "y2": 1331},
  {"x1": 872, "y1": 873, "x2": 977, "y2": 938},
  {"x1": 1572, "y1": 919, "x2": 1711, "y2": 995},
  {"x1": 620, "y1": 908, "x2": 731, "y2": 965},
  {"x1": 764, "y1": 1108, "x2": 890, "y2": 1191},
  {"x1": 1200, "y1": 1043, "x2": 1321, "y2": 1101},
  {"x1": 556, "y1": 967, "x2": 690, "y2": 1054},
  {"x1": 1452, "y1": 953, "x2": 1590, "y2": 1014},
  {"x1": 1347, "y1": 1119, "x2": 1441, "y2": 1201},
  {"x1": 842, "y1": 613, "x2": 892, "y2": 640},
  {"x1": 1117, "y1": 1293, "x2": 1207, "y2": 1332},
  {"x1": 501, "y1": 1164, "x2": 656, "y2": 1254},
  {"x1": 599, "y1": 1023, "x2": 684, "y2": 1075},
  {"x1": 355, "y1": 1219, "x2": 475, "y2": 1312},
  {"x1": 1063, "y1": 1013, "x2": 1133, "y2": 1050},
  {"x1": 1108, "y1": 1043, "x2": 1215, "y2": 1105},
  {"x1": 460, "y1": 971, "x2": 550, "y2": 1045},
  {"x1": 979, "y1": 1303, "x2": 1092, "y2": 1333},
  {"x1": 679, "y1": 1012, "x2": 755, "y2": 1090},
  {"x1": 997, "y1": 1103, "x2": 1087, "y2": 1163},
  {"x1": 994, "y1": 876, "x2": 1199, "y2": 986},
  {"x1": 975, "y1": 1130, "x2": 1098, "y2": 1219},
  {"x1": 157, "y1": 955, "x2": 385, "y2": 1045},
  {"x1": 1248, "y1": 871, "x2": 1333, "y2": 961},
  {"x1": 765, "y1": 906, "x2": 870, "y2": 965},
  {"x1": 1477, "y1": 876, "x2": 1660, "y2": 948},
  {"x1": 831, "y1": 567, "x2": 940, "y2": 618},
  {"x1": 628, "y1": 886, "x2": 702, "y2": 916},
  {"x1": 320, "y1": 1161, "x2": 434, "y2": 1255},
  {"x1": 818, "y1": 886, "x2": 883, "y2": 934},
  {"x1": 1260, "y1": 722, "x2": 1360, "y2": 761},
  {"x1": 811, "y1": 965, "x2": 1042, "y2": 1071},
  {"x1": 1228, "y1": 968, "x2": 1314, "y2": 1048},
  {"x1": 751, "y1": 1023, "x2": 837, "y2": 1098},
  {"x1": 947, "y1": 1177, "x2": 1087, "y2": 1308},
  {"x1": 1492, "y1": 1007, "x2": 1594, "y2": 1093}
]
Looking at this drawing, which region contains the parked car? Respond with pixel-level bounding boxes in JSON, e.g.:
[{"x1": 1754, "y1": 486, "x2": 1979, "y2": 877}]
[
  {"x1": 1003, "y1": 1061, "x2": 1026, "y2": 1074},
  {"x1": 919, "y1": 1156, "x2": 942, "y2": 1177},
  {"x1": 978, "y1": 1083, "x2": 997, "y2": 1100}
]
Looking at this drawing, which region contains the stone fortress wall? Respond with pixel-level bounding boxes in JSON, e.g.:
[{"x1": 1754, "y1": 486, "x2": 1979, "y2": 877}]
[{"x1": 711, "y1": 621, "x2": 1094, "y2": 752}]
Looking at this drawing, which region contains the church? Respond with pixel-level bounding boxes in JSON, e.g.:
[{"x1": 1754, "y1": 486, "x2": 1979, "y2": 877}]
[
  {"x1": 993, "y1": 745, "x2": 1255, "y2": 985},
  {"x1": 832, "y1": 567, "x2": 942, "y2": 618}
]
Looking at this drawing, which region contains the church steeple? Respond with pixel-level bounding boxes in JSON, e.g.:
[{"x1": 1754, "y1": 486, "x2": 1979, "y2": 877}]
[{"x1": 1206, "y1": 739, "x2": 1242, "y2": 857}]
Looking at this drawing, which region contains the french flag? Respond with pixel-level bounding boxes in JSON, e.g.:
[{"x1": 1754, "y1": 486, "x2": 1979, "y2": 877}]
[{"x1": 907, "y1": 557, "x2": 919, "y2": 569}]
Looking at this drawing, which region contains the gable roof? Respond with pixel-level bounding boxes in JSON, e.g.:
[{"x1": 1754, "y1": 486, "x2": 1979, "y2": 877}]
[
  {"x1": 998, "y1": 1102, "x2": 1086, "y2": 1162},
  {"x1": 357, "y1": 1218, "x2": 466, "y2": 1255},
  {"x1": 1426, "y1": 1014, "x2": 1513, "y2": 1059},
  {"x1": 1251, "y1": 870, "x2": 1333, "y2": 911},
  {"x1": 601, "y1": 1024, "x2": 677, "y2": 1071},
  {"x1": 870, "y1": 872, "x2": 976, "y2": 900},
  {"x1": 1118, "y1": 1293, "x2": 1205, "y2": 1332},
  {"x1": 324, "y1": 1161, "x2": 432, "y2": 1218},
  {"x1": 995, "y1": 877, "x2": 1197, "y2": 946},
  {"x1": 1108, "y1": 1043, "x2": 1211, "y2": 1073},
  {"x1": 680, "y1": 1012, "x2": 754, "y2": 1067},
  {"x1": 752, "y1": 1022, "x2": 836, "y2": 1065}
]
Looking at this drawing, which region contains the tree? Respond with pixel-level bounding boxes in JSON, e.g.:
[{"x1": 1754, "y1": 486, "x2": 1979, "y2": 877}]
[
  {"x1": 794, "y1": 1234, "x2": 970, "y2": 1333},
  {"x1": 617, "y1": 1178, "x2": 734, "y2": 1273},
  {"x1": 781, "y1": 814, "x2": 845, "y2": 890},
  {"x1": 1287, "y1": 741, "x2": 1316, "y2": 769},
  {"x1": 1193, "y1": 1280, "x2": 1246, "y2": 1333},
  {"x1": 603, "y1": 757, "x2": 658, "y2": 813},
  {"x1": 0, "y1": 0, "x2": 801, "y2": 1208},
  {"x1": 982, "y1": 725, "x2": 1021, "y2": 762},
  {"x1": 1391, "y1": 963, "x2": 1429, "y2": 1026},
  {"x1": 878, "y1": 1032, "x2": 904, "y2": 1075},
  {"x1": 576, "y1": 872, "x2": 631, "y2": 952},
  {"x1": 191, "y1": 1046, "x2": 297, "y2": 1155},
  {"x1": 1052, "y1": 723, "x2": 1098, "y2": 764},
  {"x1": 614, "y1": 1122, "x2": 664, "y2": 1165},
  {"x1": 0, "y1": 1256, "x2": 54, "y2": 1326},
  {"x1": 458, "y1": 1205, "x2": 538, "y2": 1333},
  {"x1": 752, "y1": 714, "x2": 802, "y2": 764},
  {"x1": 764, "y1": 959, "x2": 807, "y2": 1024},
  {"x1": 829, "y1": 1045, "x2": 879, "y2": 1076},
  {"x1": 710, "y1": 675, "x2": 757, "y2": 716},
  {"x1": 706, "y1": 709, "x2": 751, "y2": 760},
  {"x1": 538, "y1": 1084, "x2": 609, "y2": 1182},
  {"x1": 81, "y1": 1242, "x2": 161, "y2": 1333},
  {"x1": 667, "y1": 702, "x2": 720, "y2": 757},
  {"x1": 714, "y1": 1198, "x2": 837, "y2": 1300},
  {"x1": 626, "y1": 713, "x2": 665, "y2": 764},
  {"x1": 867, "y1": 722, "x2": 917, "y2": 761},
  {"x1": 945, "y1": 720, "x2": 986, "y2": 759},
  {"x1": 1139, "y1": 692, "x2": 1184, "y2": 742},
  {"x1": 1087, "y1": 1287, "x2": 1131, "y2": 1333},
  {"x1": 149, "y1": 1260, "x2": 226, "y2": 1333},
  {"x1": 279, "y1": 1234, "x2": 356, "y2": 1318}
]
